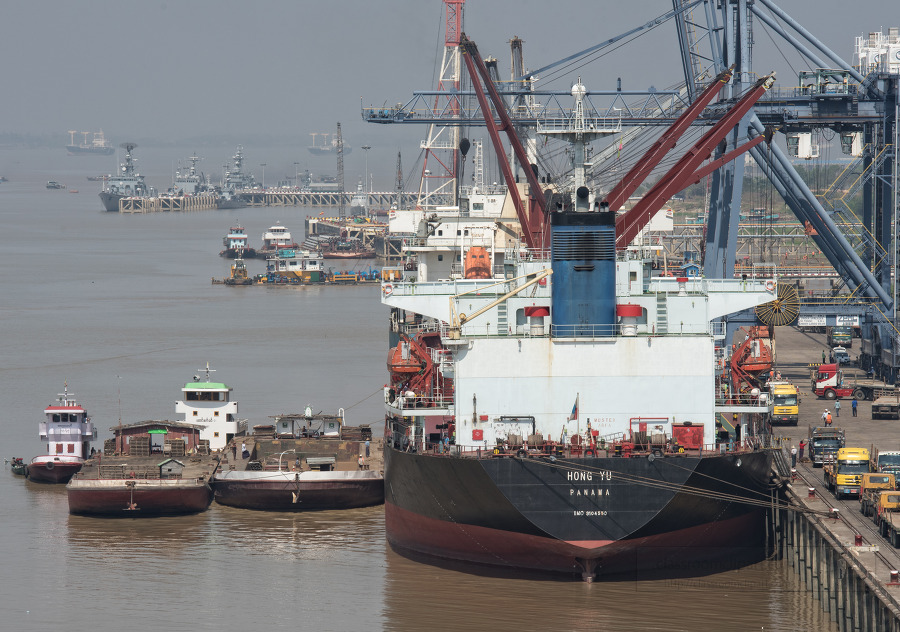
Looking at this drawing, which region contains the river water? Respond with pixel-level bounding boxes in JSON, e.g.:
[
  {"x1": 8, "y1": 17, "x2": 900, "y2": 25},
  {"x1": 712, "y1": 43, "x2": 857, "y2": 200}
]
[{"x1": 1, "y1": 148, "x2": 836, "y2": 631}]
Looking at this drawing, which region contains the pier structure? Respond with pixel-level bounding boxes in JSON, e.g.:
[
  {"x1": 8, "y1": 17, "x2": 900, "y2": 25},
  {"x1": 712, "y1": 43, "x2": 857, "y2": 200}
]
[
  {"x1": 242, "y1": 190, "x2": 416, "y2": 209},
  {"x1": 770, "y1": 325, "x2": 900, "y2": 628},
  {"x1": 119, "y1": 195, "x2": 218, "y2": 213}
]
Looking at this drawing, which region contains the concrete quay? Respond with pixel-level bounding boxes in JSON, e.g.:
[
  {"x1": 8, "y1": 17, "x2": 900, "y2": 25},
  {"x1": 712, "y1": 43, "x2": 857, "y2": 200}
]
[{"x1": 772, "y1": 325, "x2": 900, "y2": 630}]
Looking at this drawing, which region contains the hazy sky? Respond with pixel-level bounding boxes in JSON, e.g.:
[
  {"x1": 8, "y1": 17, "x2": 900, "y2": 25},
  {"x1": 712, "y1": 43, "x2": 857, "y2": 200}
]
[{"x1": 2, "y1": 0, "x2": 896, "y2": 184}]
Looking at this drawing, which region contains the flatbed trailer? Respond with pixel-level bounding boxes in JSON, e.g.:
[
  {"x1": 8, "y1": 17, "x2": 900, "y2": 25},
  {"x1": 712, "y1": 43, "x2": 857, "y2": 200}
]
[
  {"x1": 872, "y1": 395, "x2": 900, "y2": 420},
  {"x1": 870, "y1": 491, "x2": 900, "y2": 547}
]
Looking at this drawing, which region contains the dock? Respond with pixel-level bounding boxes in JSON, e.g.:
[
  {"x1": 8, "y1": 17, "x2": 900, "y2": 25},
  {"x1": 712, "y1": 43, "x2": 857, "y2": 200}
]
[
  {"x1": 771, "y1": 325, "x2": 900, "y2": 629},
  {"x1": 119, "y1": 194, "x2": 218, "y2": 213}
]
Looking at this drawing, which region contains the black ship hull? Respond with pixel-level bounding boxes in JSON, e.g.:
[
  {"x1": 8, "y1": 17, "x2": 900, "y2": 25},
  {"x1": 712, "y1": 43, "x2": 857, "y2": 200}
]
[
  {"x1": 99, "y1": 191, "x2": 122, "y2": 212},
  {"x1": 384, "y1": 445, "x2": 777, "y2": 579},
  {"x1": 67, "y1": 145, "x2": 115, "y2": 156},
  {"x1": 220, "y1": 248, "x2": 258, "y2": 259},
  {"x1": 212, "y1": 474, "x2": 384, "y2": 511}
]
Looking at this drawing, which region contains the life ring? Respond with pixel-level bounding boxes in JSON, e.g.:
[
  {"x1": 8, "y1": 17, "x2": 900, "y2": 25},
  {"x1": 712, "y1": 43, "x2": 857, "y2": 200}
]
[
  {"x1": 45, "y1": 461, "x2": 54, "y2": 470},
  {"x1": 585, "y1": 449, "x2": 595, "y2": 457},
  {"x1": 678, "y1": 447, "x2": 685, "y2": 454},
  {"x1": 765, "y1": 280, "x2": 775, "y2": 292},
  {"x1": 383, "y1": 284, "x2": 393, "y2": 296}
]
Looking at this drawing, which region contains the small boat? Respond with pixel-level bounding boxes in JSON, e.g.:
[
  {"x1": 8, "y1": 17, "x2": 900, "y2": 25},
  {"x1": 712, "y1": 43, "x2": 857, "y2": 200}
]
[
  {"x1": 9, "y1": 457, "x2": 26, "y2": 476},
  {"x1": 67, "y1": 458, "x2": 214, "y2": 516},
  {"x1": 46, "y1": 181, "x2": 65, "y2": 189},
  {"x1": 212, "y1": 408, "x2": 383, "y2": 512},
  {"x1": 26, "y1": 384, "x2": 95, "y2": 484}
]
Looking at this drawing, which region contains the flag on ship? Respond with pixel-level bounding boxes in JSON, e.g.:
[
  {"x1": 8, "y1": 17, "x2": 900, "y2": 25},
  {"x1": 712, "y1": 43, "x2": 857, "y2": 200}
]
[{"x1": 568, "y1": 394, "x2": 579, "y2": 421}]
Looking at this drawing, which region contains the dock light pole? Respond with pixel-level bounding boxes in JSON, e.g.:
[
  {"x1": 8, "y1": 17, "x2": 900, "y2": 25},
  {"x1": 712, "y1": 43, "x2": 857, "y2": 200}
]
[
  {"x1": 259, "y1": 163, "x2": 266, "y2": 189},
  {"x1": 361, "y1": 145, "x2": 371, "y2": 192}
]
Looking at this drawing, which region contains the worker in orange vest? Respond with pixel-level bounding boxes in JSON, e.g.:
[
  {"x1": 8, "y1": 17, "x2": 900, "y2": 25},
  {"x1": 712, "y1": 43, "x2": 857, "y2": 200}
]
[{"x1": 826, "y1": 410, "x2": 833, "y2": 426}]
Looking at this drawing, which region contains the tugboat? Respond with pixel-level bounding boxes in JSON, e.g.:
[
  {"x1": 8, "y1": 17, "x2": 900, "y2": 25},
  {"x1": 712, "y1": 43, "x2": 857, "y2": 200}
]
[
  {"x1": 26, "y1": 384, "x2": 96, "y2": 484},
  {"x1": 259, "y1": 222, "x2": 298, "y2": 255},
  {"x1": 99, "y1": 143, "x2": 150, "y2": 211},
  {"x1": 220, "y1": 224, "x2": 257, "y2": 259},
  {"x1": 224, "y1": 258, "x2": 254, "y2": 285}
]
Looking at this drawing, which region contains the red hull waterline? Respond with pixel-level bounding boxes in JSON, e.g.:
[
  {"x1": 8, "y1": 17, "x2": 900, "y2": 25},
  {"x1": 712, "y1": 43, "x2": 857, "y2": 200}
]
[
  {"x1": 26, "y1": 462, "x2": 83, "y2": 484},
  {"x1": 385, "y1": 501, "x2": 766, "y2": 580},
  {"x1": 67, "y1": 483, "x2": 213, "y2": 516}
]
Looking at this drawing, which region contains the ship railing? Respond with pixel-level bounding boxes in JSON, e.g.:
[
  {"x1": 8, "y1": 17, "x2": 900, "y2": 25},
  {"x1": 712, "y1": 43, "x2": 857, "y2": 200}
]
[
  {"x1": 440, "y1": 320, "x2": 724, "y2": 339},
  {"x1": 389, "y1": 394, "x2": 453, "y2": 412},
  {"x1": 420, "y1": 434, "x2": 779, "y2": 460},
  {"x1": 715, "y1": 392, "x2": 770, "y2": 406}
]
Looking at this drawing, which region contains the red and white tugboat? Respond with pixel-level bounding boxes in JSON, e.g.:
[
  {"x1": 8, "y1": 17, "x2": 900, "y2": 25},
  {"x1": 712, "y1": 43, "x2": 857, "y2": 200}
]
[{"x1": 26, "y1": 384, "x2": 96, "y2": 483}]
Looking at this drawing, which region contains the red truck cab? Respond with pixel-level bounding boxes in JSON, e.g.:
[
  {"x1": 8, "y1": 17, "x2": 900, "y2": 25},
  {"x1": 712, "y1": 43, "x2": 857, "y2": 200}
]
[{"x1": 814, "y1": 363, "x2": 853, "y2": 400}]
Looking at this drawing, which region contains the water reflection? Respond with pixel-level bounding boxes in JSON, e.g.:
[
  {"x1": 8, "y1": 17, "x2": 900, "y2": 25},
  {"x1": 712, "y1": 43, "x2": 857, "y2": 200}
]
[{"x1": 383, "y1": 546, "x2": 839, "y2": 632}]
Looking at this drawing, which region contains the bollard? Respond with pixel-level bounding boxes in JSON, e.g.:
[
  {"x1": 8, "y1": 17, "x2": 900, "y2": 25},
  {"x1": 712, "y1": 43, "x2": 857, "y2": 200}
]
[
  {"x1": 855, "y1": 534, "x2": 863, "y2": 546},
  {"x1": 791, "y1": 468, "x2": 797, "y2": 481},
  {"x1": 808, "y1": 487, "x2": 816, "y2": 499},
  {"x1": 890, "y1": 570, "x2": 899, "y2": 585}
]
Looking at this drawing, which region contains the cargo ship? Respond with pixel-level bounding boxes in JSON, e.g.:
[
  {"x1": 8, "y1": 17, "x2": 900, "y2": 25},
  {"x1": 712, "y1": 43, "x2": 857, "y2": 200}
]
[
  {"x1": 381, "y1": 208, "x2": 781, "y2": 581},
  {"x1": 379, "y1": 66, "x2": 784, "y2": 581},
  {"x1": 66, "y1": 130, "x2": 115, "y2": 156}
]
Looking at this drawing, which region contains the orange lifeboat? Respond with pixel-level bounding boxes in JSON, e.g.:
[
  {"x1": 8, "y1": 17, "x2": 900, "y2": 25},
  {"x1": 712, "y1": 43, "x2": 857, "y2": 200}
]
[
  {"x1": 387, "y1": 340, "x2": 425, "y2": 375},
  {"x1": 464, "y1": 246, "x2": 491, "y2": 279}
]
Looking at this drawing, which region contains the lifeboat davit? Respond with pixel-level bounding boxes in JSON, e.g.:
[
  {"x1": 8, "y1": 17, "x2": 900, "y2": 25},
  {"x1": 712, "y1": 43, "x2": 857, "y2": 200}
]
[{"x1": 464, "y1": 246, "x2": 491, "y2": 279}]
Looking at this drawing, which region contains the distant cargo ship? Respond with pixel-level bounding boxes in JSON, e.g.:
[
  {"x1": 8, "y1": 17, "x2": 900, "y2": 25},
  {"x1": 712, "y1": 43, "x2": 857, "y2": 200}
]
[
  {"x1": 307, "y1": 133, "x2": 352, "y2": 156},
  {"x1": 66, "y1": 130, "x2": 115, "y2": 156}
]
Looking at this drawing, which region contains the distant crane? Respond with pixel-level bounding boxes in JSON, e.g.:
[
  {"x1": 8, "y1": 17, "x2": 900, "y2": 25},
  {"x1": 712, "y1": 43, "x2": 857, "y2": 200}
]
[
  {"x1": 394, "y1": 150, "x2": 403, "y2": 210},
  {"x1": 336, "y1": 122, "x2": 345, "y2": 220}
]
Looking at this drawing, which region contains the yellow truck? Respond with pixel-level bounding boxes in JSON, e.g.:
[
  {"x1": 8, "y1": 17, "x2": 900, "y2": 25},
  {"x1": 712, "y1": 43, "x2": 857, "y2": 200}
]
[
  {"x1": 767, "y1": 381, "x2": 800, "y2": 426},
  {"x1": 870, "y1": 491, "x2": 900, "y2": 548},
  {"x1": 824, "y1": 447, "x2": 871, "y2": 499},
  {"x1": 859, "y1": 473, "x2": 896, "y2": 516}
]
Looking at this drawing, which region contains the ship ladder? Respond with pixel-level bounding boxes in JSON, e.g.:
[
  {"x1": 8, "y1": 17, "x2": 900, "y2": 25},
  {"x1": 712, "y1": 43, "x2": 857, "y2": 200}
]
[{"x1": 772, "y1": 446, "x2": 792, "y2": 479}]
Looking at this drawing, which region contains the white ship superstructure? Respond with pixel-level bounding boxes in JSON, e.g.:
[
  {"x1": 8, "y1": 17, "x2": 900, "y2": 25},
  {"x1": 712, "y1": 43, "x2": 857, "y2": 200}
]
[{"x1": 174, "y1": 364, "x2": 246, "y2": 451}]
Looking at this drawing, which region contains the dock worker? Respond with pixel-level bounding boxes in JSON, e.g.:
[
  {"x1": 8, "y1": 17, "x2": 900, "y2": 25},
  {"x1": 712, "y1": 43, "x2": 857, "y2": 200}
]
[
  {"x1": 826, "y1": 410, "x2": 833, "y2": 426},
  {"x1": 835, "y1": 400, "x2": 841, "y2": 417},
  {"x1": 822, "y1": 350, "x2": 826, "y2": 363},
  {"x1": 799, "y1": 440, "x2": 806, "y2": 461},
  {"x1": 790, "y1": 445, "x2": 797, "y2": 468},
  {"x1": 852, "y1": 398, "x2": 858, "y2": 417},
  {"x1": 358, "y1": 454, "x2": 364, "y2": 469},
  {"x1": 822, "y1": 409, "x2": 828, "y2": 424}
]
